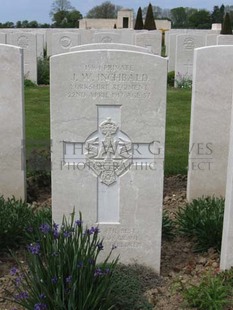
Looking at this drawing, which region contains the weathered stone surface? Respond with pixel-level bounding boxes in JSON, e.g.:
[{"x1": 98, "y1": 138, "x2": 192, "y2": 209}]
[
  {"x1": 52, "y1": 32, "x2": 81, "y2": 55},
  {"x1": 51, "y1": 49, "x2": 167, "y2": 272},
  {"x1": 11, "y1": 32, "x2": 37, "y2": 83},
  {"x1": 175, "y1": 34, "x2": 205, "y2": 85},
  {"x1": 187, "y1": 46, "x2": 233, "y2": 200},
  {"x1": 135, "y1": 31, "x2": 162, "y2": 55},
  {"x1": 217, "y1": 35, "x2": 233, "y2": 45},
  {"x1": 221, "y1": 101, "x2": 233, "y2": 270},
  {"x1": 0, "y1": 44, "x2": 25, "y2": 200}
]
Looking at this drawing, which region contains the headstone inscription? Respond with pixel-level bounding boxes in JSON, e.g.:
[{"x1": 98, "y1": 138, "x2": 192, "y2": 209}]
[{"x1": 51, "y1": 49, "x2": 167, "y2": 272}]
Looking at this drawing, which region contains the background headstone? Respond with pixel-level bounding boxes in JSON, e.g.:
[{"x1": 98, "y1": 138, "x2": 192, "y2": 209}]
[
  {"x1": 135, "y1": 31, "x2": 162, "y2": 55},
  {"x1": 51, "y1": 50, "x2": 167, "y2": 272},
  {"x1": 0, "y1": 44, "x2": 26, "y2": 200},
  {"x1": 175, "y1": 34, "x2": 205, "y2": 85},
  {"x1": 93, "y1": 32, "x2": 120, "y2": 43},
  {"x1": 37, "y1": 33, "x2": 44, "y2": 58},
  {"x1": 187, "y1": 46, "x2": 233, "y2": 200},
  {"x1": 167, "y1": 33, "x2": 177, "y2": 72},
  {"x1": 205, "y1": 34, "x2": 218, "y2": 46},
  {"x1": 220, "y1": 97, "x2": 233, "y2": 270},
  {"x1": 217, "y1": 35, "x2": 233, "y2": 45},
  {"x1": 0, "y1": 32, "x2": 6, "y2": 43},
  {"x1": 52, "y1": 32, "x2": 81, "y2": 55},
  {"x1": 12, "y1": 32, "x2": 37, "y2": 83}
]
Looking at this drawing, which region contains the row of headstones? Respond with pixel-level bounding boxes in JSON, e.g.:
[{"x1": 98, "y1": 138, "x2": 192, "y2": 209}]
[
  {"x1": 0, "y1": 28, "x2": 163, "y2": 56},
  {"x1": 0, "y1": 29, "x2": 163, "y2": 84},
  {"x1": 2, "y1": 42, "x2": 233, "y2": 273},
  {"x1": 1, "y1": 28, "x2": 230, "y2": 86},
  {"x1": 165, "y1": 30, "x2": 233, "y2": 84}
]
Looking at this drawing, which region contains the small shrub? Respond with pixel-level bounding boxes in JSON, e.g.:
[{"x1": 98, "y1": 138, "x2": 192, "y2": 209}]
[
  {"x1": 184, "y1": 275, "x2": 230, "y2": 310},
  {"x1": 175, "y1": 72, "x2": 192, "y2": 89},
  {"x1": 176, "y1": 197, "x2": 224, "y2": 252},
  {"x1": 0, "y1": 196, "x2": 51, "y2": 252},
  {"x1": 110, "y1": 264, "x2": 160, "y2": 309},
  {"x1": 24, "y1": 79, "x2": 36, "y2": 87},
  {"x1": 37, "y1": 57, "x2": 50, "y2": 85},
  {"x1": 27, "y1": 148, "x2": 51, "y2": 179},
  {"x1": 167, "y1": 71, "x2": 175, "y2": 87},
  {"x1": 26, "y1": 148, "x2": 51, "y2": 202},
  {"x1": 162, "y1": 210, "x2": 175, "y2": 240},
  {"x1": 9, "y1": 212, "x2": 118, "y2": 310}
]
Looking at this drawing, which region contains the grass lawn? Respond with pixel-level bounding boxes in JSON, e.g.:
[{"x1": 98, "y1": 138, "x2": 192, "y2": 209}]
[
  {"x1": 25, "y1": 86, "x2": 50, "y2": 153},
  {"x1": 24, "y1": 85, "x2": 192, "y2": 176},
  {"x1": 165, "y1": 88, "x2": 191, "y2": 175}
]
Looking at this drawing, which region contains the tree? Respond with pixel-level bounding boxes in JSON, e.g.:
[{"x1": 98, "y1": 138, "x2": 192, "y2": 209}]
[
  {"x1": 188, "y1": 10, "x2": 211, "y2": 29},
  {"x1": 225, "y1": 5, "x2": 233, "y2": 27},
  {"x1": 134, "y1": 7, "x2": 143, "y2": 30},
  {"x1": 50, "y1": 0, "x2": 82, "y2": 28},
  {"x1": 16, "y1": 21, "x2": 22, "y2": 28},
  {"x1": 0, "y1": 21, "x2": 14, "y2": 28},
  {"x1": 50, "y1": 0, "x2": 74, "y2": 17},
  {"x1": 39, "y1": 23, "x2": 51, "y2": 28},
  {"x1": 211, "y1": 5, "x2": 225, "y2": 23},
  {"x1": 28, "y1": 20, "x2": 39, "y2": 28},
  {"x1": 66, "y1": 10, "x2": 82, "y2": 27},
  {"x1": 86, "y1": 1, "x2": 121, "y2": 19},
  {"x1": 52, "y1": 10, "x2": 68, "y2": 26},
  {"x1": 21, "y1": 20, "x2": 29, "y2": 28},
  {"x1": 144, "y1": 3, "x2": 156, "y2": 30},
  {"x1": 170, "y1": 7, "x2": 188, "y2": 28},
  {"x1": 52, "y1": 9, "x2": 82, "y2": 27},
  {"x1": 221, "y1": 12, "x2": 232, "y2": 34},
  {"x1": 142, "y1": 5, "x2": 161, "y2": 19}
]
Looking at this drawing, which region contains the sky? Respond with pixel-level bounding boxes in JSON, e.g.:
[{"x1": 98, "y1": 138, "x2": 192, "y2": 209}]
[{"x1": 0, "y1": 0, "x2": 230, "y2": 24}]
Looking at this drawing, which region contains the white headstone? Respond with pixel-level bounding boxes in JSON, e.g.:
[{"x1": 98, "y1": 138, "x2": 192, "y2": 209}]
[
  {"x1": 37, "y1": 33, "x2": 44, "y2": 58},
  {"x1": 217, "y1": 35, "x2": 233, "y2": 45},
  {"x1": 175, "y1": 34, "x2": 205, "y2": 85},
  {"x1": 93, "y1": 32, "x2": 120, "y2": 43},
  {"x1": 52, "y1": 32, "x2": 81, "y2": 55},
  {"x1": 79, "y1": 29, "x2": 95, "y2": 45},
  {"x1": 187, "y1": 46, "x2": 233, "y2": 200},
  {"x1": 205, "y1": 34, "x2": 218, "y2": 46},
  {"x1": 51, "y1": 50, "x2": 167, "y2": 272},
  {"x1": 135, "y1": 31, "x2": 162, "y2": 55},
  {"x1": 0, "y1": 32, "x2": 6, "y2": 43},
  {"x1": 167, "y1": 33, "x2": 177, "y2": 72},
  {"x1": 0, "y1": 44, "x2": 25, "y2": 200},
  {"x1": 12, "y1": 32, "x2": 37, "y2": 83},
  {"x1": 220, "y1": 96, "x2": 233, "y2": 270}
]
